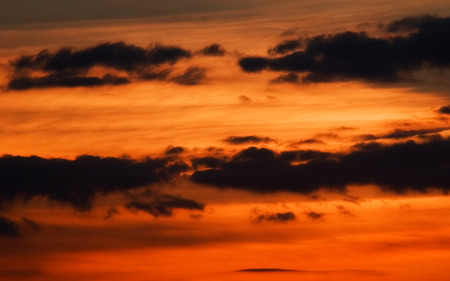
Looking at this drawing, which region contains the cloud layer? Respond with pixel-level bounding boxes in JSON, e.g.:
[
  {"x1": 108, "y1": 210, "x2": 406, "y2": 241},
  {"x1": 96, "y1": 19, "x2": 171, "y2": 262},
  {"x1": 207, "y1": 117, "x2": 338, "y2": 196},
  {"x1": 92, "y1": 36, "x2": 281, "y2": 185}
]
[
  {"x1": 0, "y1": 154, "x2": 188, "y2": 210},
  {"x1": 126, "y1": 194, "x2": 205, "y2": 217},
  {"x1": 6, "y1": 42, "x2": 207, "y2": 90},
  {"x1": 191, "y1": 139, "x2": 450, "y2": 194},
  {"x1": 239, "y1": 15, "x2": 450, "y2": 84}
]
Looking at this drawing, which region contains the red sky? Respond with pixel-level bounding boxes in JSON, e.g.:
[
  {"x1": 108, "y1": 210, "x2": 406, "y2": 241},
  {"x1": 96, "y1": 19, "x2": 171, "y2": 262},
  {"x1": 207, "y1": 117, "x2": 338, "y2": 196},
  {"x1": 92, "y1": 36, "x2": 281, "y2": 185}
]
[{"x1": 1, "y1": 1, "x2": 450, "y2": 280}]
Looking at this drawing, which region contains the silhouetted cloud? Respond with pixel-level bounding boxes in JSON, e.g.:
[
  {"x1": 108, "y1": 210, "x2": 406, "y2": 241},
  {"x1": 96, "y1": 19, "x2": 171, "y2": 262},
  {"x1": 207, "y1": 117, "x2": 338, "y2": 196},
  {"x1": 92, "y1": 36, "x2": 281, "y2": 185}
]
[
  {"x1": 439, "y1": 105, "x2": 450, "y2": 114},
  {"x1": 138, "y1": 69, "x2": 172, "y2": 81},
  {"x1": 291, "y1": 138, "x2": 325, "y2": 145},
  {"x1": 0, "y1": 217, "x2": 19, "y2": 239},
  {"x1": 306, "y1": 211, "x2": 323, "y2": 219},
  {"x1": 239, "y1": 268, "x2": 298, "y2": 272},
  {"x1": 11, "y1": 42, "x2": 191, "y2": 73},
  {"x1": 171, "y1": 67, "x2": 206, "y2": 85},
  {"x1": 191, "y1": 139, "x2": 450, "y2": 194},
  {"x1": 6, "y1": 42, "x2": 206, "y2": 90},
  {"x1": 125, "y1": 194, "x2": 205, "y2": 217},
  {"x1": 224, "y1": 136, "x2": 274, "y2": 145},
  {"x1": 104, "y1": 207, "x2": 120, "y2": 220},
  {"x1": 165, "y1": 146, "x2": 185, "y2": 155},
  {"x1": 384, "y1": 14, "x2": 439, "y2": 32},
  {"x1": 359, "y1": 127, "x2": 449, "y2": 140},
  {"x1": 7, "y1": 74, "x2": 130, "y2": 90},
  {"x1": 191, "y1": 157, "x2": 225, "y2": 169},
  {"x1": 0, "y1": 155, "x2": 188, "y2": 210},
  {"x1": 278, "y1": 150, "x2": 333, "y2": 162},
  {"x1": 268, "y1": 39, "x2": 302, "y2": 55},
  {"x1": 252, "y1": 212, "x2": 296, "y2": 224},
  {"x1": 200, "y1": 44, "x2": 226, "y2": 56},
  {"x1": 239, "y1": 15, "x2": 450, "y2": 84}
]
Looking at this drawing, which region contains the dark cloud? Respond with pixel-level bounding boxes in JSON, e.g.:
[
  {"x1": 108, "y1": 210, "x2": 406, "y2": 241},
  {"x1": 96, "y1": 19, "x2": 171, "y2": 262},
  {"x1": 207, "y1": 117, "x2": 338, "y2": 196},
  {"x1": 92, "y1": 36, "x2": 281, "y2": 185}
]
[
  {"x1": 270, "y1": 72, "x2": 299, "y2": 83},
  {"x1": 278, "y1": 150, "x2": 333, "y2": 162},
  {"x1": 191, "y1": 139, "x2": 450, "y2": 194},
  {"x1": 291, "y1": 138, "x2": 325, "y2": 145},
  {"x1": 439, "y1": 105, "x2": 450, "y2": 114},
  {"x1": 306, "y1": 211, "x2": 323, "y2": 219},
  {"x1": 382, "y1": 128, "x2": 449, "y2": 139},
  {"x1": 239, "y1": 15, "x2": 450, "y2": 84},
  {"x1": 268, "y1": 40, "x2": 302, "y2": 55},
  {"x1": 418, "y1": 133, "x2": 444, "y2": 142},
  {"x1": 239, "y1": 56, "x2": 270, "y2": 72},
  {"x1": 251, "y1": 212, "x2": 296, "y2": 224},
  {"x1": 224, "y1": 136, "x2": 274, "y2": 145},
  {"x1": 11, "y1": 42, "x2": 191, "y2": 73},
  {"x1": 0, "y1": 155, "x2": 187, "y2": 211},
  {"x1": 7, "y1": 42, "x2": 198, "y2": 90},
  {"x1": 7, "y1": 74, "x2": 130, "y2": 90},
  {"x1": 384, "y1": 14, "x2": 439, "y2": 33},
  {"x1": 104, "y1": 207, "x2": 120, "y2": 220},
  {"x1": 0, "y1": 217, "x2": 19, "y2": 239},
  {"x1": 239, "y1": 268, "x2": 298, "y2": 272},
  {"x1": 22, "y1": 218, "x2": 40, "y2": 230},
  {"x1": 171, "y1": 67, "x2": 206, "y2": 85},
  {"x1": 138, "y1": 69, "x2": 172, "y2": 81},
  {"x1": 191, "y1": 157, "x2": 225, "y2": 169},
  {"x1": 359, "y1": 127, "x2": 449, "y2": 141},
  {"x1": 165, "y1": 146, "x2": 185, "y2": 155},
  {"x1": 200, "y1": 44, "x2": 226, "y2": 56},
  {"x1": 125, "y1": 194, "x2": 205, "y2": 217}
]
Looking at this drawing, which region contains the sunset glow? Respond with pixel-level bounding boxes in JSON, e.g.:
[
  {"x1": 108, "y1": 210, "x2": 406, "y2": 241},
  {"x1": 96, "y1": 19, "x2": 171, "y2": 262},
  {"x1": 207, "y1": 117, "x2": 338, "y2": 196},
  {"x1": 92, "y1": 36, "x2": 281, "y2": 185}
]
[{"x1": 1, "y1": 1, "x2": 450, "y2": 281}]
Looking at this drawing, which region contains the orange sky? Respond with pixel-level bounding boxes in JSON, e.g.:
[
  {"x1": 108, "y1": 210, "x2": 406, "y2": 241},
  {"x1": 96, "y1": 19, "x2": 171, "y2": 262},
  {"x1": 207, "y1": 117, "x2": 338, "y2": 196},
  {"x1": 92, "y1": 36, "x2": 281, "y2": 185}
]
[{"x1": 1, "y1": 1, "x2": 450, "y2": 281}]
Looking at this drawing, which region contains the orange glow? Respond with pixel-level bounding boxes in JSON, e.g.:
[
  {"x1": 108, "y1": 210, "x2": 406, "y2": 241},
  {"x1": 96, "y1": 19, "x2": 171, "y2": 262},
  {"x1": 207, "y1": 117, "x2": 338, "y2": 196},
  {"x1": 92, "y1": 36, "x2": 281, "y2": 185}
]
[{"x1": 1, "y1": 1, "x2": 450, "y2": 281}]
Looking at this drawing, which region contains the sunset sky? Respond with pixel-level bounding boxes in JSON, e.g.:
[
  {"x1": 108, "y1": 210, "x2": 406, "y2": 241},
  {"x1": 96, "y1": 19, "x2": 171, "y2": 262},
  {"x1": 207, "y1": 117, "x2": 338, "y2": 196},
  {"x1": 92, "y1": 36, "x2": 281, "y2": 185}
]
[{"x1": 1, "y1": 1, "x2": 450, "y2": 281}]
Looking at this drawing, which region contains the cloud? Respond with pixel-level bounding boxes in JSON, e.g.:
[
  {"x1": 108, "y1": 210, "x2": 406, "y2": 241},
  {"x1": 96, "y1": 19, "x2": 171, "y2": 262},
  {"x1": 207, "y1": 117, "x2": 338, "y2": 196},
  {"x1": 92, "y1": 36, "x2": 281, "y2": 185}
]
[
  {"x1": 224, "y1": 136, "x2": 274, "y2": 145},
  {"x1": 0, "y1": 216, "x2": 19, "y2": 239},
  {"x1": 0, "y1": 154, "x2": 188, "y2": 210},
  {"x1": 268, "y1": 39, "x2": 302, "y2": 55},
  {"x1": 7, "y1": 74, "x2": 130, "y2": 90},
  {"x1": 138, "y1": 69, "x2": 172, "y2": 81},
  {"x1": 384, "y1": 14, "x2": 440, "y2": 32},
  {"x1": 306, "y1": 211, "x2": 323, "y2": 219},
  {"x1": 359, "y1": 127, "x2": 450, "y2": 140},
  {"x1": 200, "y1": 44, "x2": 226, "y2": 56},
  {"x1": 6, "y1": 42, "x2": 203, "y2": 90},
  {"x1": 239, "y1": 15, "x2": 450, "y2": 84},
  {"x1": 191, "y1": 139, "x2": 450, "y2": 194},
  {"x1": 439, "y1": 105, "x2": 450, "y2": 114},
  {"x1": 291, "y1": 138, "x2": 325, "y2": 145},
  {"x1": 238, "y1": 268, "x2": 298, "y2": 272},
  {"x1": 165, "y1": 146, "x2": 185, "y2": 155},
  {"x1": 125, "y1": 194, "x2": 205, "y2": 217},
  {"x1": 191, "y1": 157, "x2": 225, "y2": 169},
  {"x1": 170, "y1": 67, "x2": 206, "y2": 85},
  {"x1": 251, "y1": 212, "x2": 296, "y2": 224},
  {"x1": 104, "y1": 207, "x2": 120, "y2": 220},
  {"x1": 11, "y1": 42, "x2": 191, "y2": 73},
  {"x1": 278, "y1": 150, "x2": 333, "y2": 162}
]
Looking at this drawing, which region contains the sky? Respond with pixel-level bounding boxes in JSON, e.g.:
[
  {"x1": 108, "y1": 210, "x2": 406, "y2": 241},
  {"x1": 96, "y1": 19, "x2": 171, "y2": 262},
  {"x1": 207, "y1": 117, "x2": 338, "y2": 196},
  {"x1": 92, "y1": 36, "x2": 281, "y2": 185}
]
[{"x1": 1, "y1": 1, "x2": 450, "y2": 280}]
